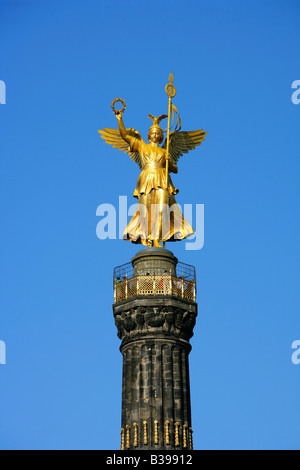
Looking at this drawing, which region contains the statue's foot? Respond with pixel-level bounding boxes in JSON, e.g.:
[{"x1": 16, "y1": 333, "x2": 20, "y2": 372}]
[
  {"x1": 153, "y1": 240, "x2": 162, "y2": 248},
  {"x1": 141, "y1": 239, "x2": 150, "y2": 247}
]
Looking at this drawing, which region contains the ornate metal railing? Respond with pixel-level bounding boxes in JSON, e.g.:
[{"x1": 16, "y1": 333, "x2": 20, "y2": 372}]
[{"x1": 114, "y1": 273, "x2": 196, "y2": 303}]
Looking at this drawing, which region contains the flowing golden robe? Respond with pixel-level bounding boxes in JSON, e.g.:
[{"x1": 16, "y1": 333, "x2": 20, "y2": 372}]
[{"x1": 123, "y1": 138, "x2": 194, "y2": 244}]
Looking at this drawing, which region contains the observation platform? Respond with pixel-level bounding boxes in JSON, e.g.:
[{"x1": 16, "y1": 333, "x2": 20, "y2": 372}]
[{"x1": 113, "y1": 247, "x2": 196, "y2": 303}]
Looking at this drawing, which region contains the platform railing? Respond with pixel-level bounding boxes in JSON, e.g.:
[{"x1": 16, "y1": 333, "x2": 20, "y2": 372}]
[{"x1": 114, "y1": 274, "x2": 196, "y2": 303}]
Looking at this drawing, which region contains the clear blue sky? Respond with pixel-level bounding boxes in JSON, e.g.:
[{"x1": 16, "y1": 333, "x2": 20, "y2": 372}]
[{"x1": 0, "y1": 0, "x2": 299, "y2": 450}]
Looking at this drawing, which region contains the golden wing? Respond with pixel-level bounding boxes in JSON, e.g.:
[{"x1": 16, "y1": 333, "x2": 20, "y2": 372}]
[
  {"x1": 162, "y1": 129, "x2": 207, "y2": 165},
  {"x1": 98, "y1": 128, "x2": 143, "y2": 169}
]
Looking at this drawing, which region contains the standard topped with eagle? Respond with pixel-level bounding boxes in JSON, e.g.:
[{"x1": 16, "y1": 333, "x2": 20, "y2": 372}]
[{"x1": 99, "y1": 73, "x2": 207, "y2": 248}]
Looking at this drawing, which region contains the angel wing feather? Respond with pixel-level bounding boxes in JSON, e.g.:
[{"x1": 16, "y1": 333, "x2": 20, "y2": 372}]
[
  {"x1": 162, "y1": 129, "x2": 207, "y2": 164},
  {"x1": 98, "y1": 128, "x2": 143, "y2": 169}
]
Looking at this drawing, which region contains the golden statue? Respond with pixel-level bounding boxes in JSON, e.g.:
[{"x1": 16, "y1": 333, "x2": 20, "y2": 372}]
[{"x1": 99, "y1": 74, "x2": 207, "y2": 248}]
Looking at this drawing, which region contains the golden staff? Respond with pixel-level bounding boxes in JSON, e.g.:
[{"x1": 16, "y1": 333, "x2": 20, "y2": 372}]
[
  {"x1": 165, "y1": 72, "x2": 176, "y2": 184},
  {"x1": 163, "y1": 73, "x2": 177, "y2": 249}
]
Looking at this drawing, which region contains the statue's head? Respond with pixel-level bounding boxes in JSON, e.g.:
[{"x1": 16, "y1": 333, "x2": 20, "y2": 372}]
[
  {"x1": 147, "y1": 114, "x2": 167, "y2": 144},
  {"x1": 148, "y1": 127, "x2": 163, "y2": 144}
]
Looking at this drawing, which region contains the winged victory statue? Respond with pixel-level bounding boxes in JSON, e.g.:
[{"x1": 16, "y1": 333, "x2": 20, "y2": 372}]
[{"x1": 98, "y1": 74, "x2": 207, "y2": 248}]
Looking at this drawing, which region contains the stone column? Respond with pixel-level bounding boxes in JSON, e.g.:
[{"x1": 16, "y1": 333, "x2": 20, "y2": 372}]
[{"x1": 113, "y1": 248, "x2": 197, "y2": 450}]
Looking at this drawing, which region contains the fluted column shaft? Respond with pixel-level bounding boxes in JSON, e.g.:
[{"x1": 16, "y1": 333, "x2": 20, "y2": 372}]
[{"x1": 113, "y1": 249, "x2": 197, "y2": 451}]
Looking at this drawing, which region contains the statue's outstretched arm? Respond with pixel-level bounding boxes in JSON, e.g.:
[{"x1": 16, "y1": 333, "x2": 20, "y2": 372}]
[{"x1": 116, "y1": 112, "x2": 136, "y2": 148}]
